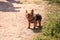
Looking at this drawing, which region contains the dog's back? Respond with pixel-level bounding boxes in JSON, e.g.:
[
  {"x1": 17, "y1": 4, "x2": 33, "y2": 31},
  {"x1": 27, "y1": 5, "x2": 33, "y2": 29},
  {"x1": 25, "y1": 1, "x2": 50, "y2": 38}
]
[{"x1": 35, "y1": 14, "x2": 42, "y2": 21}]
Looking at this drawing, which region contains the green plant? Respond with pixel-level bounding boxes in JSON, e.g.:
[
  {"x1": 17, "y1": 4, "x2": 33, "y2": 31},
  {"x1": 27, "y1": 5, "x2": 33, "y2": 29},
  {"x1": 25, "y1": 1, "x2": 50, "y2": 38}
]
[
  {"x1": 34, "y1": 4, "x2": 60, "y2": 40},
  {"x1": 46, "y1": 0, "x2": 60, "y2": 3}
]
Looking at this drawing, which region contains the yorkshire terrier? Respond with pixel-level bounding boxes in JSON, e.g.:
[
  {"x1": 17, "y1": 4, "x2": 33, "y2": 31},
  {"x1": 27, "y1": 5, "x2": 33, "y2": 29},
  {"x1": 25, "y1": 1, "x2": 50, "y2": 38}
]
[{"x1": 26, "y1": 9, "x2": 42, "y2": 29}]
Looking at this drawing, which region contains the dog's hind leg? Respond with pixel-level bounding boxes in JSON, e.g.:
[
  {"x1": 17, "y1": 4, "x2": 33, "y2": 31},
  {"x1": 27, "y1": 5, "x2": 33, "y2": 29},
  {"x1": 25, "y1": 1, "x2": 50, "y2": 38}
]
[
  {"x1": 34, "y1": 21, "x2": 37, "y2": 29},
  {"x1": 38, "y1": 20, "x2": 41, "y2": 27}
]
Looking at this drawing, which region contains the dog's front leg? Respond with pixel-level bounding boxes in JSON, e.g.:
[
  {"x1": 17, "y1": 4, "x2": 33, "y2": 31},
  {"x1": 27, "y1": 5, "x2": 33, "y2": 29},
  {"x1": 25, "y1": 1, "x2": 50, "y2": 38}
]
[{"x1": 28, "y1": 22, "x2": 30, "y2": 29}]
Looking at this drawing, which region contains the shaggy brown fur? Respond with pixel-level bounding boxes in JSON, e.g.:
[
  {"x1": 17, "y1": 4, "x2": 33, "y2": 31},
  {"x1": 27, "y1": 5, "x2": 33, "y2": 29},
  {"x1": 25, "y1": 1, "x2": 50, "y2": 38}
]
[{"x1": 26, "y1": 9, "x2": 42, "y2": 29}]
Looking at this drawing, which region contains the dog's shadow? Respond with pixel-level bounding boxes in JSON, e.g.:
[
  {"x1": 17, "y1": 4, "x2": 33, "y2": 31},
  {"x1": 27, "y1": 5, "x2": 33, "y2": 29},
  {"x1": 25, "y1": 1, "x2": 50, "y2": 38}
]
[{"x1": 30, "y1": 26, "x2": 43, "y2": 33}]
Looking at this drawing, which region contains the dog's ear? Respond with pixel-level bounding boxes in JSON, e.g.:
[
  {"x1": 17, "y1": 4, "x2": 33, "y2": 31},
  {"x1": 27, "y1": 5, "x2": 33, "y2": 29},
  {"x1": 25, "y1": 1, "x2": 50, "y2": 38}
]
[
  {"x1": 31, "y1": 9, "x2": 34, "y2": 15},
  {"x1": 26, "y1": 10, "x2": 28, "y2": 13}
]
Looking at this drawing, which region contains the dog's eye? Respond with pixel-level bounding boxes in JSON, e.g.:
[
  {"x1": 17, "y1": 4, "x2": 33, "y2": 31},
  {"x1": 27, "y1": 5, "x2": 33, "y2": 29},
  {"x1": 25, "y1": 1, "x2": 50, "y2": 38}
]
[
  {"x1": 26, "y1": 15, "x2": 29, "y2": 18},
  {"x1": 26, "y1": 14, "x2": 29, "y2": 17},
  {"x1": 26, "y1": 15, "x2": 28, "y2": 17}
]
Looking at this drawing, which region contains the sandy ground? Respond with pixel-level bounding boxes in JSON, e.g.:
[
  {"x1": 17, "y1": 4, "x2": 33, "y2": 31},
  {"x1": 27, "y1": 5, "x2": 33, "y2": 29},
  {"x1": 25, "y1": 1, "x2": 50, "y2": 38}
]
[{"x1": 0, "y1": 1, "x2": 48, "y2": 40}]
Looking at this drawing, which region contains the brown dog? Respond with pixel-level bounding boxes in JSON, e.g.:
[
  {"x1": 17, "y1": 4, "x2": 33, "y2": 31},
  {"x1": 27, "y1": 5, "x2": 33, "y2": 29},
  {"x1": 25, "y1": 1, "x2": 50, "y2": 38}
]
[{"x1": 26, "y1": 9, "x2": 42, "y2": 29}]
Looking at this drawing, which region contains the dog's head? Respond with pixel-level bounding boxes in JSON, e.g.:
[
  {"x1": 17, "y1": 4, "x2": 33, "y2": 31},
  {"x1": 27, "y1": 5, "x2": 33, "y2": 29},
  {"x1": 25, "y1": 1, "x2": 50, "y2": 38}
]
[{"x1": 26, "y1": 9, "x2": 34, "y2": 21}]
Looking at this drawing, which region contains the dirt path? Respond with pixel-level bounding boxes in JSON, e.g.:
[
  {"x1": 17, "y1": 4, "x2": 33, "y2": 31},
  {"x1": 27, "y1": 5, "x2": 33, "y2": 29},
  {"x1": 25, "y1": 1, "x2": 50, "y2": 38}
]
[{"x1": 0, "y1": 1, "x2": 48, "y2": 40}]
